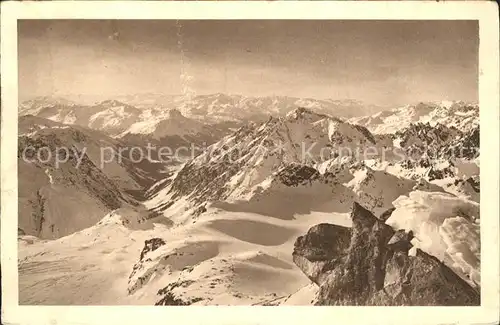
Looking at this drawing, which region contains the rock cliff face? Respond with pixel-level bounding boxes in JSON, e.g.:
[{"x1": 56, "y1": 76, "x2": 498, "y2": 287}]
[
  {"x1": 292, "y1": 223, "x2": 351, "y2": 285},
  {"x1": 292, "y1": 202, "x2": 480, "y2": 306}
]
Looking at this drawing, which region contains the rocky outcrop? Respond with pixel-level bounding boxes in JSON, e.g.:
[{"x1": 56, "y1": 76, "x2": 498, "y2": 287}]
[
  {"x1": 155, "y1": 280, "x2": 203, "y2": 306},
  {"x1": 440, "y1": 126, "x2": 479, "y2": 160},
  {"x1": 389, "y1": 121, "x2": 479, "y2": 163},
  {"x1": 378, "y1": 207, "x2": 396, "y2": 222},
  {"x1": 277, "y1": 164, "x2": 323, "y2": 187},
  {"x1": 292, "y1": 202, "x2": 480, "y2": 306},
  {"x1": 139, "y1": 238, "x2": 166, "y2": 261},
  {"x1": 128, "y1": 238, "x2": 168, "y2": 295},
  {"x1": 395, "y1": 122, "x2": 460, "y2": 149},
  {"x1": 465, "y1": 175, "x2": 480, "y2": 193},
  {"x1": 293, "y1": 223, "x2": 351, "y2": 284}
]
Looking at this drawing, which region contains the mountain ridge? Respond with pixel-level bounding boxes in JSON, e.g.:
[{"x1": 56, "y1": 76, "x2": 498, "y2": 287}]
[{"x1": 17, "y1": 96, "x2": 481, "y2": 306}]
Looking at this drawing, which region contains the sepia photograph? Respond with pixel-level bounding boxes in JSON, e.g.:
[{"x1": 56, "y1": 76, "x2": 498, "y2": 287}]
[{"x1": 1, "y1": 1, "x2": 499, "y2": 325}]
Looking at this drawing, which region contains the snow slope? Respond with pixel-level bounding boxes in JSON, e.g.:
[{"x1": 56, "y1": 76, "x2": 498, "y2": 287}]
[
  {"x1": 18, "y1": 204, "x2": 351, "y2": 305},
  {"x1": 19, "y1": 186, "x2": 480, "y2": 305}
]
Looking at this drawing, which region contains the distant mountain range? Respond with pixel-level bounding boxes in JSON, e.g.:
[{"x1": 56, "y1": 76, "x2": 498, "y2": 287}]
[
  {"x1": 348, "y1": 100, "x2": 479, "y2": 134},
  {"x1": 20, "y1": 94, "x2": 477, "y2": 150},
  {"x1": 20, "y1": 93, "x2": 385, "y2": 128}
]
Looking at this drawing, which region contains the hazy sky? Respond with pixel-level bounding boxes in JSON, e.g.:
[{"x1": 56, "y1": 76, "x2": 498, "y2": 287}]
[{"x1": 19, "y1": 20, "x2": 478, "y2": 106}]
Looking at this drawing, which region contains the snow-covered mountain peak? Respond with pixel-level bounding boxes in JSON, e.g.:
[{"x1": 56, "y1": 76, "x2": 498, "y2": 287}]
[
  {"x1": 99, "y1": 99, "x2": 123, "y2": 106},
  {"x1": 349, "y1": 100, "x2": 478, "y2": 134},
  {"x1": 145, "y1": 110, "x2": 388, "y2": 220},
  {"x1": 284, "y1": 107, "x2": 335, "y2": 123},
  {"x1": 96, "y1": 99, "x2": 139, "y2": 111}
]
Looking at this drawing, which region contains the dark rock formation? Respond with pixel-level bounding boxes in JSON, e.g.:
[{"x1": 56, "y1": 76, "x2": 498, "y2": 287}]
[
  {"x1": 293, "y1": 223, "x2": 351, "y2": 284},
  {"x1": 292, "y1": 202, "x2": 480, "y2": 306},
  {"x1": 395, "y1": 122, "x2": 460, "y2": 149},
  {"x1": 466, "y1": 175, "x2": 480, "y2": 193},
  {"x1": 378, "y1": 207, "x2": 396, "y2": 222},
  {"x1": 155, "y1": 280, "x2": 202, "y2": 306},
  {"x1": 352, "y1": 124, "x2": 377, "y2": 145},
  {"x1": 277, "y1": 164, "x2": 322, "y2": 187},
  {"x1": 387, "y1": 229, "x2": 413, "y2": 252},
  {"x1": 127, "y1": 238, "x2": 168, "y2": 295},
  {"x1": 139, "y1": 238, "x2": 166, "y2": 261},
  {"x1": 440, "y1": 126, "x2": 479, "y2": 160}
]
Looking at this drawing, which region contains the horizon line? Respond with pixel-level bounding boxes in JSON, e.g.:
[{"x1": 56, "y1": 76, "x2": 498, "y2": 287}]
[{"x1": 19, "y1": 92, "x2": 479, "y2": 109}]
